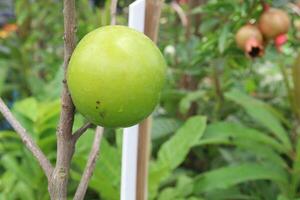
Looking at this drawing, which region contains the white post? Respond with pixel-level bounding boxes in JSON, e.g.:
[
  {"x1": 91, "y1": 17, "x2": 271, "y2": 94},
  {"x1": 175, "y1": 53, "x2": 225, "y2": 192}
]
[{"x1": 121, "y1": 1, "x2": 146, "y2": 200}]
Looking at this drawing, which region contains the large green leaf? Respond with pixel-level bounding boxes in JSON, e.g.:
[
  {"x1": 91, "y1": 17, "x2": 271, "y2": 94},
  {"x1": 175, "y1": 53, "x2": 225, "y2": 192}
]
[
  {"x1": 193, "y1": 163, "x2": 289, "y2": 194},
  {"x1": 149, "y1": 116, "x2": 207, "y2": 199},
  {"x1": 179, "y1": 91, "x2": 204, "y2": 115},
  {"x1": 156, "y1": 116, "x2": 207, "y2": 169},
  {"x1": 218, "y1": 24, "x2": 231, "y2": 54},
  {"x1": 1, "y1": 155, "x2": 33, "y2": 187},
  {"x1": 198, "y1": 122, "x2": 288, "y2": 154},
  {"x1": 13, "y1": 98, "x2": 38, "y2": 122},
  {"x1": 151, "y1": 117, "x2": 182, "y2": 140},
  {"x1": 157, "y1": 175, "x2": 194, "y2": 200},
  {"x1": 15, "y1": 182, "x2": 35, "y2": 200},
  {"x1": 225, "y1": 90, "x2": 291, "y2": 150},
  {"x1": 236, "y1": 141, "x2": 287, "y2": 168},
  {"x1": 204, "y1": 187, "x2": 253, "y2": 200}
]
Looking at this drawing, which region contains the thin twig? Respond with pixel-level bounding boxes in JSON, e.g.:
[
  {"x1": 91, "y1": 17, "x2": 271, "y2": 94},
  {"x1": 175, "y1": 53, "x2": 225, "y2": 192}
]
[
  {"x1": 73, "y1": 126, "x2": 104, "y2": 200},
  {"x1": 72, "y1": 122, "x2": 93, "y2": 142},
  {"x1": 171, "y1": 1, "x2": 188, "y2": 27},
  {"x1": 110, "y1": 0, "x2": 118, "y2": 25},
  {"x1": 0, "y1": 98, "x2": 53, "y2": 180}
]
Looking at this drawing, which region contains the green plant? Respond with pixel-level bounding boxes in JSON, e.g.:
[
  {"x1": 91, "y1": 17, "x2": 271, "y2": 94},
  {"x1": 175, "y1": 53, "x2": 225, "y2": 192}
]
[{"x1": 2, "y1": 0, "x2": 300, "y2": 199}]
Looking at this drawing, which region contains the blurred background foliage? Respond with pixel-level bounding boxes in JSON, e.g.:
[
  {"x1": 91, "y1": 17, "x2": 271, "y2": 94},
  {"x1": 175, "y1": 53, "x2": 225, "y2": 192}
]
[{"x1": 0, "y1": 0, "x2": 300, "y2": 199}]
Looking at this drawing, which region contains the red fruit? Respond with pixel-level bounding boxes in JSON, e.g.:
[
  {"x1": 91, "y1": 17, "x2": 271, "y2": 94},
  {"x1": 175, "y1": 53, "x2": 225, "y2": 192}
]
[
  {"x1": 259, "y1": 8, "x2": 290, "y2": 39},
  {"x1": 274, "y1": 34, "x2": 287, "y2": 52},
  {"x1": 235, "y1": 24, "x2": 264, "y2": 58}
]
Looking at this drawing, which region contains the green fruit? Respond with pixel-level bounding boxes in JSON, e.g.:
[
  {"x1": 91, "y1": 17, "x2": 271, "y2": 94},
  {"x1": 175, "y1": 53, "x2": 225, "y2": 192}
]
[{"x1": 67, "y1": 25, "x2": 166, "y2": 128}]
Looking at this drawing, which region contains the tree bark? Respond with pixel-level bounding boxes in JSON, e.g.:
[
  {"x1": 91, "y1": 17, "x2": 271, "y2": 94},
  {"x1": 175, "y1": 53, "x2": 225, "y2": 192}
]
[{"x1": 48, "y1": 0, "x2": 76, "y2": 199}]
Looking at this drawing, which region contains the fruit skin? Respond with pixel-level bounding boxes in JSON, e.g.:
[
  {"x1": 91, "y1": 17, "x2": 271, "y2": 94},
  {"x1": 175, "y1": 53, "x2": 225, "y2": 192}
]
[
  {"x1": 235, "y1": 24, "x2": 264, "y2": 57},
  {"x1": 259, "y1": 8, "x2": 290, "y2": 39},
  {"x1": 274, "y1": 34, "x2": 287, "y2": 52},
  {"x1": 67, "y1": 25, "x2": 167, "y2": 128}
]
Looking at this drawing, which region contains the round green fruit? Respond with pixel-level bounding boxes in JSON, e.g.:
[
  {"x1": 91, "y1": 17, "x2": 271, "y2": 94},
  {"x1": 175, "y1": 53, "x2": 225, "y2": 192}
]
[{"x1": 67, "y1": 25, "x2": 167, "y2": 128}]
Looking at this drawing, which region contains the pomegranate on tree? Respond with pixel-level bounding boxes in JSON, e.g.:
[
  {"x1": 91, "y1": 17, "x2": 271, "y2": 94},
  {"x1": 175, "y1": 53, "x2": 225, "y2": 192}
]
[
  {"x1": 235, "y1": 24, "x2": 264, "y2": 58},
  {"x1": 258, "y1": 8, "x2": 290, "y2": 39}
]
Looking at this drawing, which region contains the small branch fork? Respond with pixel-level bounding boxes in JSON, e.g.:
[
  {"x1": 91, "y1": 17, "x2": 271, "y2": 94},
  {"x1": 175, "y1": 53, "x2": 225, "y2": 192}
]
[{"x1": 73, "y1": 122, "x2": 93, "y2": 142}]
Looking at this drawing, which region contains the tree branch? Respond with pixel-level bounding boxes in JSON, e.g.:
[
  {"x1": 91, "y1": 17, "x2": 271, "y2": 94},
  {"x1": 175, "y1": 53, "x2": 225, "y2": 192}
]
[
  {"x1": 171, "y1": 1, "x2": 188, "y2": 28},
  {"x1": 0, "y1": 98, "x2": 53, "y2": 180},
  {"x1": 73, "y1": 126, "x2": 104, "y2": 200},
  {"x1": 48, "y1": 0, "x2": 77, "y2": 199},
  {"x1": 72, "y1": 122, "x2": 93, "y2": 142},
  {"x1": 110, "y1": 0, "x2": 118, "y2": 25}
]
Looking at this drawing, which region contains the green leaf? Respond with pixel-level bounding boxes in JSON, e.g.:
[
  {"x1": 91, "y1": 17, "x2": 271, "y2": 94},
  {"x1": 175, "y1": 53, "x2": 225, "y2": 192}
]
[
  {"x1": 225, "y1": 90, "x2": 291, "y2": 150},
  {"x1": 218, "y1": 24, "x2": 230, "y2": 54},
  {"x1": 13, "y1": 98, "x2": 38, "y2": 122},
  {"x1": 197, "y1": 122, "x2": 287, "y2": 167},
  {"x1": 157, "y1": 175, "x2": 194, "y2": 200},
  {"x1": 156, "y1": 116, "x2": 206, "y2": 169},
  {"x1": 205, "y1": 187, "x2": 253, "y2": 200},
  {"x1": 15, "y1": 182, "x2": 35, "y2": 200},
  {"x1": 152, "y1": 118, "x2": 182, "y2": 140},
  {"x1": 0, "y1": 171, "x2": 17, "y2": 197},
  {"x1": 179, "y1": 91, "x2": 204, "y2": 115},
  {"x1": 0, "y1": 131, "x2": 19, "y2": 140},
  {"x1": 193, "y1": 163, "x2": 289, "y2": 194},
  {"x1": 1, "y1": 155, "x2": 33, "y2": 187},
  {"x1": 277, "y1": 195, "x2": 290, "y2": 200},
  {"x1": 236, "y1": 141, "x2": 287, "y2": 168},
  {"x1": 198, "y1": 122, "x2": 288, "y2": 154},
  {"x1": 149, "y1": 116, "x2": 207, "y2": 199}
]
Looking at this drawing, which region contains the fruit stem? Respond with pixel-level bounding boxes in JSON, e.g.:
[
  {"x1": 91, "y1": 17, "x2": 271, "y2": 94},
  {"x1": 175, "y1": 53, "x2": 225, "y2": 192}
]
[{"x1": 260, "y1": 0, "x2": 270, "y2": 11}]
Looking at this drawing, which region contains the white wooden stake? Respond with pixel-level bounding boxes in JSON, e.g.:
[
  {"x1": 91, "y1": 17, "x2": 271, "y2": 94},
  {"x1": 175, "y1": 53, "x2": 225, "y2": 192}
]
[{"x1": 121, "y1": 1, "x2": 146, "y2": 200}]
